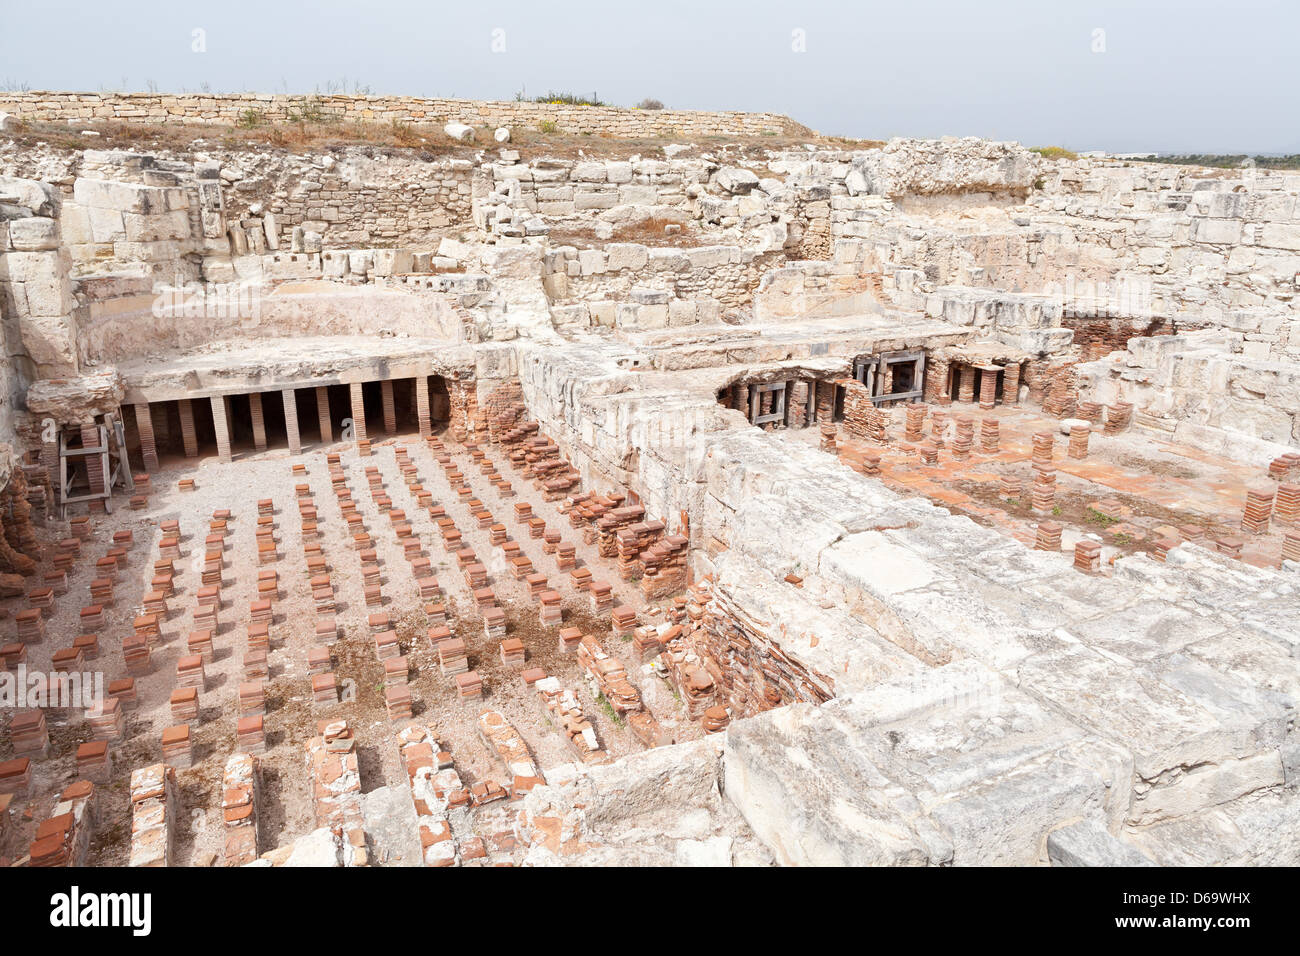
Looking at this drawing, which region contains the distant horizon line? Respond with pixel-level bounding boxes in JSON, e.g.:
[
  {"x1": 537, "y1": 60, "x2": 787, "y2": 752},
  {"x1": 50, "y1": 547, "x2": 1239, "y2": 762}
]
[{"x1": 1, "y1": 86, "x2": 1294, "y2": 157}]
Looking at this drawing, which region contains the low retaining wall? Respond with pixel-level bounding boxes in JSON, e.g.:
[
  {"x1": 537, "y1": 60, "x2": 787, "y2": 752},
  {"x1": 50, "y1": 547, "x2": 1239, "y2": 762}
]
[{"x1": 0, "y1": 91, "x2": 808, "y2": 139}]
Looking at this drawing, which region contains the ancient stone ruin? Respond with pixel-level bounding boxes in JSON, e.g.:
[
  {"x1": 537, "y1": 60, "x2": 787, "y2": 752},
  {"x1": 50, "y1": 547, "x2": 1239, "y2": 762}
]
[{"x1": 0, "y1": 93, "x2": 1298, "y2": 868}]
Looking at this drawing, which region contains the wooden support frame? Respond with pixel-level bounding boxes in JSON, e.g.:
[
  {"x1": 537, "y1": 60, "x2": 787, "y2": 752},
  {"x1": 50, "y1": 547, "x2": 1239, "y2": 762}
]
[
  {"x1": 752, "y1": 382, "x2": 787, "y2": 425},
  {"x1": 56, "y1": 415, "x2": 134, "y2": 517},
  {"x1": 855, "y1": 349, "x2": 928, "y2": 406}
]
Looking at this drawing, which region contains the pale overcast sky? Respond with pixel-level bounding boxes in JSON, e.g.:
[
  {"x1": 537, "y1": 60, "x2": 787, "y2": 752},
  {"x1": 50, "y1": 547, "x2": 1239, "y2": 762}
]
[{"x1": 1, "y1": 0, "x2": 1296, "y2": 153}]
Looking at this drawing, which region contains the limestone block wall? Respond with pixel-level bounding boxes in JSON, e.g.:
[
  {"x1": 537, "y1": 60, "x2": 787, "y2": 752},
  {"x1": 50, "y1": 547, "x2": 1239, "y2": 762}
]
[
  {"x1": 1074, "y1": 330, "x2": 1300, "y2": 460},
  {"x1": 542, "y1": 242, "x2": 780, "y2": 325},
  {"x1": 5, "y1": 147, "x2": 478, "y2": 263},
  {"x1": 0, "y1": 176, "x2": 80, "y2": 395},
  {"x1": 217, "y1": 153, "x2": 474, "y2": 249},
  {"x1": 478, "y1": 155, "x2": 806, "y2": 257},
  {"x1": 1028, "y1": 161, "x2": 1300, "y2": 332},
  {"x1": 0, "y1": 92, "x2": 805, "y2": 139},
  {"x1": 76, "y1": 283, "x2": 465, "y2": 364}
]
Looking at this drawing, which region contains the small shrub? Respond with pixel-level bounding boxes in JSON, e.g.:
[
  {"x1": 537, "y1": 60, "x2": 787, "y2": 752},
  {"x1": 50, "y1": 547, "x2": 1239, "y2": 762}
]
[
  {"x1": 1086, "y1": 508, "x2": 1118, "y2": 527},
  {"x1": 536, "y1": 119, "x2": 558, "y2": 134},
  {"x1": 636, "y1": 98, "x2": 664, "y2": 110},
  {"x1": 389, "y1": 118, "x2": 421, "y2": 145},
  {"x1": 596, "y1": 692, "x2": 625, "y2": 726},
  {"x1": 1031, "y1": 145, "x2": 1079, "y2": 161},
  {"x1": 236, "y1": 108, "x2": 264, "y2": 129},
  {"x1": 529, "y1": 90, "x2": 605, "y2": 106},
  {"x1": 286, "y1": 95, "x2": 329, "y2": 124}
]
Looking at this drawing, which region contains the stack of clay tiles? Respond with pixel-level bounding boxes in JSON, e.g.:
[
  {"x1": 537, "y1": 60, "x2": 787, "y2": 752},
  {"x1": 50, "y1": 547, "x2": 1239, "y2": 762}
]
[
  {"x1": 1150, "y1": 536, "x2": 1178, "y2": 562},
  {"x1": 1076, "y1": 400, "x2": 1104, "y2": 424},
  {"x1": 1074, "y1": 539, "x2": 1103, "y2": 574},
  {"x1": 11, "y1": 709, "x2": 48, "y2": 758},
  {"x1": 385, "y1": 684, "x2": 413, "y2": 722},
  {"x1": 595, "y1": 501, "x2": 645, "y2": 558},
  {"x1": 29, "y1": 782, "x2": 96, "y2": 867},
  {"x1": 951, "y1": 416, "x2": 975, "y2": 460},
  {"x1": 161, "y1": 724, "x2": 192, "y2": 769},
  {"x1": 0, "y1": 757, "x2": 32, "y2": 796},
  {"x1": 1242, "y1": 486, "x2": 1275, "y2": 534},
  {"x1": 616, "y1": 519, "x2": 665, "y2": 580},
  {"x1": 1103, "y1": 401, "x2": 1133, "y2": 435},
  {"x1": 1031, "y1": 468, "x2": 1056, "y2": 515},
  {"x1": 611, "y1": 605, "x2": 639, "y2": 637},
  {"x1": 76, "y1": 740, "x2": 111, "y2": 783},
  {"x1": 904, "y1": 403, "x2": 927, "y2": 442},
  {"x1": 1034, "y1": 521, "x2": 1063, "y2": 552},
  {"x1": 456, "y1": 670, "x2": 483, "y2": 701},
  {"x1": 702, "y1": 705, "x2": 731, "y2": 734},
  {"x1": 639, "y1": 533, "x2": 690, "y2": 599},
  {"x1": 819, "y1": 421, "x2": 838, "y2": 452},
  {"x1": 980, "y1": 418, "x2": 999, "y2": 453},
  {"x1": 538, "y1": 590, "x2": 562, "y2": 626},
  {"x1": 1067, "y1": 422, "x2": 1091, "y2": 459},
  {"x1": 1276, "y1": 483, "x2": 1300, "y2": 527},
  {"x1": 1268, "y1": 452, "x2": 1300, "y2": 481},
  {"x1": 237, "y1": 714, "x2": 266, "y2": 754}
]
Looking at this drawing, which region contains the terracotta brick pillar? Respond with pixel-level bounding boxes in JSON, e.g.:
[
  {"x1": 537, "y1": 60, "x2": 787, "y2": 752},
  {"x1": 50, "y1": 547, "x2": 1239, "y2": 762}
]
[
  {"x1": 210, "y1": 395, "x2": 232, "y2": 463},
  {"x1": 178, "y1": 399, "x2": 199, "y2": 458},
  {"x1": 788, "y1": 380, "x2": 808, "y2": 428},
  {"x1": 1067, "y1": 424, "x2": 1090, "y2": 460},
  {"x1": 134, "y1": 403, "x2": 159, "y2": 472},
  {"x1": 316, "y1": 387, "x2": 333, "y2": 444},
  {"x1": 349, "y1": 383, "x2": 367, "y2": 444},
  {"x1": 282, "y1": 389, "x2": 301, "y2": 455},
  {"x1": 1003, "y1": 362, "x2": 1022, "y2": 406},
  {"x1": 816, "y1": 381, "x2": 836, "y2": 421},
  {"x1": 979, "y1": 366, "x2": 1000, "y2": 410},
  {"x1": 248, "y1": 392, "x2": 267, "y2": 451},
  {"x1": 924, "y1": 357, "x2": 949, "y2": 405},
  {"x1": 381, "y1": 380, "x2": 397, "y2": 434},
  {"x1": 958, "y1": 365, "x2": 976, "y2": 404},
  {"x1": 415, "y1": 376, "x2": 431, "y2": 439}
]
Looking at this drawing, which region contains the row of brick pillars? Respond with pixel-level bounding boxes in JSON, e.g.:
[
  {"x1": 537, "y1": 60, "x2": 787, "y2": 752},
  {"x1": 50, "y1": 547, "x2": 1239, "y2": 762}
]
[
  {"x1": 951, "y1": 361, "x2": 1022, "y2": 408},
  {"x1": 132, "y1": 377, "x2": 437, "y2": 471}
]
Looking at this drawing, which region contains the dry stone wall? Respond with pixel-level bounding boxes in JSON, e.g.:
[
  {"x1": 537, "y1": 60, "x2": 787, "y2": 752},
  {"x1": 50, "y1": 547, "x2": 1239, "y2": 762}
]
[{"x1": 0, "y1": 92, "x2": 805, "y2": 139}]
